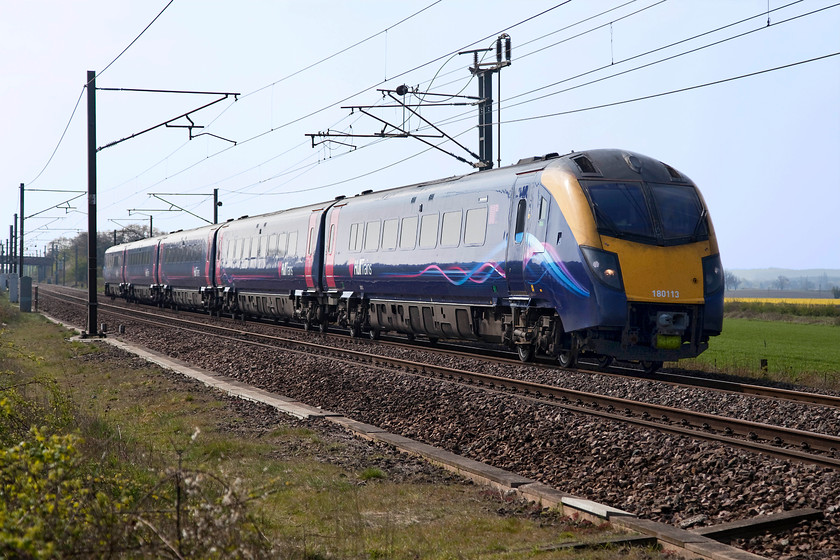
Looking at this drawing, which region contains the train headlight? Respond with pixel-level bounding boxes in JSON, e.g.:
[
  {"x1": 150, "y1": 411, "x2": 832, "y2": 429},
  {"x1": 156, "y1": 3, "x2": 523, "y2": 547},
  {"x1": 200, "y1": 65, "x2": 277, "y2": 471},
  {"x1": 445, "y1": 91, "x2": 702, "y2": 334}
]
[
  {"x1": 581, "y1": 246, "x2": 623, "y2": 291},
  {"x1": 702, "y1": 254, "x2": 724, "y2": 295}
]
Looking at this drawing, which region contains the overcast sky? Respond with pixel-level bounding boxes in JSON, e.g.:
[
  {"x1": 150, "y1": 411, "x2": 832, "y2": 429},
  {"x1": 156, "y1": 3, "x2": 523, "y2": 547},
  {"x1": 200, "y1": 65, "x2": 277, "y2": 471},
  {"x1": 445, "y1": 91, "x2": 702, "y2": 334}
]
[{"x1": 1, "y1": 0, "x2": 838, "y2": 270}]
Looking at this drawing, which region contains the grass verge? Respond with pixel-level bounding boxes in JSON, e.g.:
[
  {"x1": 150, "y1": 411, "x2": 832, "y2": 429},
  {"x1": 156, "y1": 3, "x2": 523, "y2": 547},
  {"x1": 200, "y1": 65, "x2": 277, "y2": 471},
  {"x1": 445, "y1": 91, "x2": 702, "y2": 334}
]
[
  {"x1": 676, "y1": 302, "x2": 840, "y2": 389},
  {"x1": 0, "y1": 293, "x2": 665, "y2": 559}
]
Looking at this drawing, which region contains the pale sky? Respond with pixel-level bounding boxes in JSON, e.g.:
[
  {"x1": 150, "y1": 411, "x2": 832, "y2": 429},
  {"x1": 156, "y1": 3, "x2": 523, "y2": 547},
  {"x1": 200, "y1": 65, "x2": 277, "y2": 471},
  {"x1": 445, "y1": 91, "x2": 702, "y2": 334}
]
[{"x1": 2, "y1": 0, "x2": 838, "y2": 270}]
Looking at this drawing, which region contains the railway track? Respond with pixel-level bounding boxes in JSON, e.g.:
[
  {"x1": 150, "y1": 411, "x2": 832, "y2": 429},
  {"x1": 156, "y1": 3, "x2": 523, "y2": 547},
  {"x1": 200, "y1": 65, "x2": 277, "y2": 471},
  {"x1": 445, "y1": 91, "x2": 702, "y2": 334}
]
[
  {"x1": 39, "y1": 284, "x2": 840, "y2": 411},
  {"x1": 37, "y1": 285, "x2": 840, "y2": 470}
]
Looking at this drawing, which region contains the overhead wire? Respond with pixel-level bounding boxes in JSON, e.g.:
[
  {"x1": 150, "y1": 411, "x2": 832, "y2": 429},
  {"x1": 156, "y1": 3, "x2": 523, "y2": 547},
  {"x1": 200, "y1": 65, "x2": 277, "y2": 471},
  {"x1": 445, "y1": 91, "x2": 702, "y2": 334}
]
[
  {"x1": 505, "y1": 0, "x2": 814, "y2": 106},
  {"x1": 241, "y1": 4, "x2": 839, "y2": 197},
  {"x1": 501, "y1": 51, "x2": 840, "y2": 126},
  {"x1": 121, "y1": 1, "x2": 575, "y2": 200},
  {"x1": 25, "y1": 87, "x2": 85, "y2": 186},
  {"x1": 23, "y1": 0, "x2": 176, "y2": 187},
  {"x1": 427, "y1": 0, "x2": 829, "y2": 130},
  {"x1": 102, "y1": 0, "x2": 452, "y2": 198},
  {"x1": 97, "y1": 0, "x2": 175, "y2": 79}
]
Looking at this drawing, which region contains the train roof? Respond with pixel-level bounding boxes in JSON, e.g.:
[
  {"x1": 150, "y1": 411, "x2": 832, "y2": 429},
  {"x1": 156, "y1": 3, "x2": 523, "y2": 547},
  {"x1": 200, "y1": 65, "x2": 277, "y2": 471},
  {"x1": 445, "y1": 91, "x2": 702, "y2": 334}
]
[{"x1": 106, "y1": 148, "x2": 695, "y2": 251}]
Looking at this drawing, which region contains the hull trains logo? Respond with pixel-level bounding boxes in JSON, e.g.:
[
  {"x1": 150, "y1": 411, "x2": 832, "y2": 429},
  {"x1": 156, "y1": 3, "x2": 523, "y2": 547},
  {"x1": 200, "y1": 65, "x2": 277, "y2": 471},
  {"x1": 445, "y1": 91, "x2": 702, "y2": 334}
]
[
  {"x1": 280, "y1": 262, "x2": 295, "y2": 276},
  {"x1": 349, "y1": 259, "x2": 373, "y2": 277}
]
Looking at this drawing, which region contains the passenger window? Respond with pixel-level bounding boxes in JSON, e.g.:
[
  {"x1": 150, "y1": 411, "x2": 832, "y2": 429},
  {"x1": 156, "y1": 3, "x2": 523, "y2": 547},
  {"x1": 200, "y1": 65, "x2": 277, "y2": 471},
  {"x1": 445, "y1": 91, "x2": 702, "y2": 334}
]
[
  {"x1": 364, "y1": 220, "x2": 381, "y2": 252},
  {"x1": 400, "y1": 216, "x2": 418, "y2": 250},
  {"x1": 349, "y1": 223, "x2": 359, "y2": 252},
  {"x1": 440, "y1": 211, "x2": 462, "y2": 247},
  {"x1": 464, "y1": 207, "x2": 488, "y2": 246},
  {"x1": 419, "y1": 213, "x2": 439, "y2": 249},
  {"x1": 514, "y1": 199, "x2": 527, "y2": 243},
  {"x1": 288, "y1": 231, "x2": 298, "y2": 257},
  {"x1": 277, "y1": 232, "x2": 287, "y2": 257},
  {"x1": 381, "y1": 218, "x2": 398, "y2": 251}
]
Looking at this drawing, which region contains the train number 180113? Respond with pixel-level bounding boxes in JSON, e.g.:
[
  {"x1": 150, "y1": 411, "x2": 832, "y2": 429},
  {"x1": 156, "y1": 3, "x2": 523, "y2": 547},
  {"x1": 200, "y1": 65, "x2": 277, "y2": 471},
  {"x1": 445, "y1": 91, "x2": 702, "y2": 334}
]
[{"x1": 652, "y1": 290, "x2": 679, "y2": 299}]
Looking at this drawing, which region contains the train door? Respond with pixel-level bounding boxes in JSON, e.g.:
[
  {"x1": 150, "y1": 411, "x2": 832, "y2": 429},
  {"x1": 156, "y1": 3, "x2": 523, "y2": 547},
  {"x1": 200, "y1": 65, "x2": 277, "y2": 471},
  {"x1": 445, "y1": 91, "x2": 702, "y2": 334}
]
[
  {"x1": 324, "y1": 205, "x2": 343, "y2": 290},
  {"x1": 505, "y1": 176, "x2": 532, "y2": 294},
  {"x1": 304, "y1": 211, "x2": 320, "y2": 289},
  {"x1": 534, "y1": 187, "x2": 550, "y2": 247}
]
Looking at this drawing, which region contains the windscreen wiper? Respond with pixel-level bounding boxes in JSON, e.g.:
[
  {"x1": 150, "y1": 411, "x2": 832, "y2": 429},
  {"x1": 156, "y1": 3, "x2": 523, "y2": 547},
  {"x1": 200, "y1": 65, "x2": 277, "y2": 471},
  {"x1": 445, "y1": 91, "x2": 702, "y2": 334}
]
[
  {"x1": 591, "y1": 202, "x2": 623, "y2": 238},
  {"x1": 691, "y1": 208, "x2": 708, "y2": 240}
]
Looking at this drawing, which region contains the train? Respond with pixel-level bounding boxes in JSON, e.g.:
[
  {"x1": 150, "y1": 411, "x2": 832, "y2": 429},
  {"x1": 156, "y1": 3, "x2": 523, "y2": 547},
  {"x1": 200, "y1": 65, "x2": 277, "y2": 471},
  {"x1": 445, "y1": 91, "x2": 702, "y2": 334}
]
[{"x1": 103, "y1": 148, "x2": 724, "y2": 372}]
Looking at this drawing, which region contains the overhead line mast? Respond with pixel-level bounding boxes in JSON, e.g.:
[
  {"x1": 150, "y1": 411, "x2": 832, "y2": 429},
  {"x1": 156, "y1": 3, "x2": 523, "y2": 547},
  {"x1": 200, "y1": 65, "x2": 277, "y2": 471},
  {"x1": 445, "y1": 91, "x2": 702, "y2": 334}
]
[
  {"x1": 460, "y1": 32, "x2": 511, "y2": 169},
  {"x1": 307, "y1": 34, "x2": 512, "y2": 170}
]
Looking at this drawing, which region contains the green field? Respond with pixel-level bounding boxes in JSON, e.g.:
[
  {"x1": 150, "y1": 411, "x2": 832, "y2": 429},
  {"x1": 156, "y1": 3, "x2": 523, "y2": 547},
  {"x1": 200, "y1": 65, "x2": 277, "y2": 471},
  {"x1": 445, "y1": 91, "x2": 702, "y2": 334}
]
[{"x1": 678, "y1": 318, "x2": 840, "y2": 387}]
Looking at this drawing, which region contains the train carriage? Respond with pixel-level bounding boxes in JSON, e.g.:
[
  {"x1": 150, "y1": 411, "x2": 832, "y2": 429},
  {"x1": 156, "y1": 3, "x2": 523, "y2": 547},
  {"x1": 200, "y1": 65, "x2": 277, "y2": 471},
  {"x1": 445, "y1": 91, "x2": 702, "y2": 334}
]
[
  {"x1": 157, "y1": 226, "x2": 221, "y2": 310},
  {"x1": 213, "y1": 203, "x2": 329, "y2": 324},
  {"x1": 321, "y1": 171, "x2": 516, "y2": 340}
]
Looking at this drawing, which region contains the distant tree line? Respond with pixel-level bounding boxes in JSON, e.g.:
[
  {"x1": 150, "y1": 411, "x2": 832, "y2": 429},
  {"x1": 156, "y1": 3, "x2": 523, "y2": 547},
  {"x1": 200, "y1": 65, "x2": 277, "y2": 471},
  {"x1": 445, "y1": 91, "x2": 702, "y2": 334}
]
[
  {"x1": 725, "y1": 270, "x2": 840, "y2": 298},
  {"x1": 29, "y1": 225, "x2": 156, "y2": 286}
]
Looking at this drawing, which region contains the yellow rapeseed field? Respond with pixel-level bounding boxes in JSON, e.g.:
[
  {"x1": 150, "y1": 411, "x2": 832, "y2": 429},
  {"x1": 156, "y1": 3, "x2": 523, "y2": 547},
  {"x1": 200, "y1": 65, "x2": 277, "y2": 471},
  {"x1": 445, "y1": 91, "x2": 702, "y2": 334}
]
[{"x1": 726, "y1": 297, "x2": 840, "y2": 306}]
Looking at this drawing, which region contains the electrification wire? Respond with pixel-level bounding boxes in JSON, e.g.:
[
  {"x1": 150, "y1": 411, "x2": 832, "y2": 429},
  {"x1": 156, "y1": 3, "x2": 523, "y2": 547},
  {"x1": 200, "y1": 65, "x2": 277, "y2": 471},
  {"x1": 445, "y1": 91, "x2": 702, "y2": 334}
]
[
  {"x1": 506, "y1": 0, "x2": 813, "y2": 105},
  {"x1": 429, "y1": 0, "x2": 829, "y2": 130},
  {"x1": 271, "y1": 125, "x2": 475, "y2": 196},
  {"x1": 25, "y1": 87, "x2": 85, "y2": 186},
  {"x1": 248, "y1": 49, "x2": 839, "y2": 199},
  {"x1": 202, "y1": 0, "x2": 446, "y2": 132},
  {"x1": 97, "y1": 0, "x2": 175, "y2": 79},
  {"x1": 105, "y1": 1, "x2": 450, "y2": 198},
  {"x1": 108, "y1": 1, "x2": 834, "y2": 223},
  {"x1": 515, "y1": 0, "x2": 646, "y2": 51},
  {"x1": 25, "y1": 0, "x2": 176, "y2": 187},
  {"x1": 386, "y1": 0, "x2": 656, "y2": 106},
  {"x1": 125, "y1": 1, "x2": 573, "y2": 199},
  {"x1": 244, "y1": 0, "x2": 444, "y2": 99},
  {"x1": 501, "y1": 51, "x2": 840, "y2": 126}
]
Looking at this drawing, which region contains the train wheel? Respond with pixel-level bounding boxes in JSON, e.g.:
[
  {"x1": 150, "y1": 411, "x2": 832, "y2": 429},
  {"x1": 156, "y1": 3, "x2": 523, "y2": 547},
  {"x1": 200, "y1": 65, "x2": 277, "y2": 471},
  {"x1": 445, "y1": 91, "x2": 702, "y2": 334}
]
[
  {"x1": 557, "y1": 350, "x2": 577, "y2": 369},
  {"x1": 516, "y1": 344, "x2": 534, "y2": 363},
  {"x1": 642, "y1": 360, "x2": 663, "y2": 374},
  {"x1": 596, "y1": 355, "x2": 614, "y2": 370},
  {"x1": 369, "y1": 329, "x2": 380, "y2": 340},
  {"x1": 319, "y1": 322, "x2": 328, "y2": 333},
  {"x1": 303, "y1": 320, "x2": 312, "y2": 332},
  {"x1": 349, "y1": 324, "x2": 361, "y2": 338}
]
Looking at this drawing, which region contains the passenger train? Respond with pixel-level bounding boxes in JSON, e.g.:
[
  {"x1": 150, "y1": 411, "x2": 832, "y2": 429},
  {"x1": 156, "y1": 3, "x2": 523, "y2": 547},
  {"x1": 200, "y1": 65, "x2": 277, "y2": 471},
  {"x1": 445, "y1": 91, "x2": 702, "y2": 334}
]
[{"x1": 104, "y1": 149, "x2": 724, "y2": 372}]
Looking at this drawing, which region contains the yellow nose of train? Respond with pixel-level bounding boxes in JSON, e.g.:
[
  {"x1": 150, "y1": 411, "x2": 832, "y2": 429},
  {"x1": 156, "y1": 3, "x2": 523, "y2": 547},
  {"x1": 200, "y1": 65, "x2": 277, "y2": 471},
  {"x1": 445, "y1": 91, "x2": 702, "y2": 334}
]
[{"x1": 601, "y1": 237, "x2": 711, "y2": 304}]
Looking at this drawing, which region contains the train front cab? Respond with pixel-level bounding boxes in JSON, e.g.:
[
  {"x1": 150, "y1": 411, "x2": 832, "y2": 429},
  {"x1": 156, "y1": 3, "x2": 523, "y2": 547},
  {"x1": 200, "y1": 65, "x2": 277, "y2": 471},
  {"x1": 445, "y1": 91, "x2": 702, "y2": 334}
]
[
  {"x1": 540, "y1": 150, "x2": 723, "y2": 370},
  {"x1": 103, "y1": 246, "x2": 125, "y2": 299}
]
